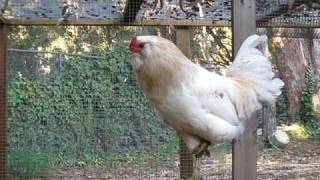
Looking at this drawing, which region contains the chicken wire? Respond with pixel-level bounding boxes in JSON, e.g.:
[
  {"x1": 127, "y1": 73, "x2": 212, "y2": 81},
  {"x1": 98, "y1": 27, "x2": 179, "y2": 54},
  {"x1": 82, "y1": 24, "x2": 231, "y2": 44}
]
[
  {"x1": 5, "y1": 26, "x2": 233, "y2": 179},
  {"x1": 1, "y1": 0, "x2": 320, "y2": 180},
  {"x1": 0, "y1": 0, "x2": 319, "y2": 27},
  {"x1": 256, "y1": 27, "x2": 320, "y2": 180},
  {"x1": 5, "y1": 25, "x2": 320, "y2": 180},
  {"x1": 256, "y1": 0, "x2": 320, "y2": 27}
]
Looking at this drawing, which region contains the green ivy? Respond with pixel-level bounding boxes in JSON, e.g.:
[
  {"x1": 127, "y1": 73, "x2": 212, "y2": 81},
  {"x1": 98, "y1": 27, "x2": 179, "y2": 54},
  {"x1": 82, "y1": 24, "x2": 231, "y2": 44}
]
[
  {"x1": 299, "y1": 66, "x2": 320, "y2": 137},
  {"x1": 276, "y1": 94, "x2": 289, "y2": 124},
  {"x1": 8, "y1": 47, "x2": 178, "y2": 175}
]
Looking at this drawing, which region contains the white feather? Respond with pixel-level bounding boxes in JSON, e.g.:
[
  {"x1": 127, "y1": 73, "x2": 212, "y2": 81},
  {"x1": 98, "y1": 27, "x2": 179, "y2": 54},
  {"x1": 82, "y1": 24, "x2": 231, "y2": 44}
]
[
  {"x1": 226, "y1": 35, "x2": 284, "y2": 120},
  {"x1": 131, "y1": 34, "x2": 284, "y2": 152}
]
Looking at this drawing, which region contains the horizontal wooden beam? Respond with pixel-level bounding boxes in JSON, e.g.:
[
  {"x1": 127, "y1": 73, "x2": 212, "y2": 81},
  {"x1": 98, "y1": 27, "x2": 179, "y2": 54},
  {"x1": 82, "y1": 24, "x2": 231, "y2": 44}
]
[
  {"x1": 0, "y1": 17, "x2": 318, "y2": 28},
  {"x1": 3, "y1": 18, "x2": 231, "y2": 26},
  {"x1": 257, "y1": 22, "x2": 320, "y2": 28}
]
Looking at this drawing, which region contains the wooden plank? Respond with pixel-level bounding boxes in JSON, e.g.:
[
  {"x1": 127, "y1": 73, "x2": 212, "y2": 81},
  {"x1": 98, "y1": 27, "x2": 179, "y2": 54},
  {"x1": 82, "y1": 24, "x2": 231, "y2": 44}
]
[
  {"x1": 257, "y1": 22, "x2": 320, "y2": 28},
  {"x1": 0, "y1": 24, "x2": 8, "y2": 180},
  {"x1": 232, "y1": 0, "x2": 257, "y2": 54},
  {"x1": 1, "y1": 15, "x2": 320, "y2": 28},
  {"x1": 176, "y1": 27, "x2": 192, "y2": 58},
  {"x1": 2, "y1": 18, "x2": 319, "y2": 28},
  {"x1": 175, "y1": 27, "x2": 193, "y2": 179},
  {"x1": 4, "y1": 18, "x2": 230, "y2": 27},
  {"x1": 231, "y1": 1, "x2": 257, "y2": 180}
]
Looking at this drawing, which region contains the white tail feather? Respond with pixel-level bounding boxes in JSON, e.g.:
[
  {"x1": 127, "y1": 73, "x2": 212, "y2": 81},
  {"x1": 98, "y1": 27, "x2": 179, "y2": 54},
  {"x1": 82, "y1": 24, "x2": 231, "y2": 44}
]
[{"x1": 226, "y1": 34, "x2": 284, "y2": 120}]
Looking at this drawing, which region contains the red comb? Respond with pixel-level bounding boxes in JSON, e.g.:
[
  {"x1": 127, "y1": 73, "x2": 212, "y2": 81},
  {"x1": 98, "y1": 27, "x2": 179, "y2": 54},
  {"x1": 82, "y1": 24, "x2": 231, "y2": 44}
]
[{"x1": 129, "y1": 36, "x2": 138, "y2": 52}]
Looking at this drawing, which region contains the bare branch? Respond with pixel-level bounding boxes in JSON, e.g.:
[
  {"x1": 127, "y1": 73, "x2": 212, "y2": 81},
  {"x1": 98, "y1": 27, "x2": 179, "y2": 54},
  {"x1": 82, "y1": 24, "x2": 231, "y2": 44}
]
[{"x1": 206, "y1": 27, "x2": 232, "y2": 60}]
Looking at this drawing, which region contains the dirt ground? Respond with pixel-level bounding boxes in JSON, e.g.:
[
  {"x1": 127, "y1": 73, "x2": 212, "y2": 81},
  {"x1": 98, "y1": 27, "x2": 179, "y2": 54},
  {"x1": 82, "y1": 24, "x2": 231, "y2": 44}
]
[{"x1": 48, "y1": 138, "x2": 320, "y2": 180}]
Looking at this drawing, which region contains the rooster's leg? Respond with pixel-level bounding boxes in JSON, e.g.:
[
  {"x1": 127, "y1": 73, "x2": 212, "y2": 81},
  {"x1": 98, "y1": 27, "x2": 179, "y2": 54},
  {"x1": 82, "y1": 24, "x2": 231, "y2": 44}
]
[
  {"x1": 190, "y1": 142, "x2": 210, "y2": 180},
  {"x1": 193, "y1": 141, "x2": 210, "y2": 158},
  {"x1": 192, "y1": 154, "x2": 201, "y2": 180}
]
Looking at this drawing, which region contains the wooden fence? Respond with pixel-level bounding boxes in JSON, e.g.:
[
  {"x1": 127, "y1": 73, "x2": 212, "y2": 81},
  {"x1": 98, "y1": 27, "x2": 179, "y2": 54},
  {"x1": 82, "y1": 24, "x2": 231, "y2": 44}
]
[{"x1": 0, "y1": 0, "x2": 259, "y2": 179}]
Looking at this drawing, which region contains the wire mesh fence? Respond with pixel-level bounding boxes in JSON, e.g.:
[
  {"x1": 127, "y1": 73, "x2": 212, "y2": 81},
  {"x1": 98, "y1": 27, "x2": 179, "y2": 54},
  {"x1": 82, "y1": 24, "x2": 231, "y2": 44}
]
[
  {"x1": 4, "y1": 25, "x2": 320, "y2": 180},
  {"x1": 5, "y1": 25, "x2": 236, "y2": 179},
  {"x1": 1, "y1": 0, "x2": 320, "y2": 180},
  {"x1": 0, "y1": 0, "x2": 319, "y2": 27}
]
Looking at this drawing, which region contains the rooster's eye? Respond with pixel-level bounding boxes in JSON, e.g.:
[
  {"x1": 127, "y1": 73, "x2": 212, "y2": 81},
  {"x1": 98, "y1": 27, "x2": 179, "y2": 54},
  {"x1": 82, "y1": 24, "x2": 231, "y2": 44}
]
[{"x1": 138, "y1": 43, "x2": 144, "y2": 49}]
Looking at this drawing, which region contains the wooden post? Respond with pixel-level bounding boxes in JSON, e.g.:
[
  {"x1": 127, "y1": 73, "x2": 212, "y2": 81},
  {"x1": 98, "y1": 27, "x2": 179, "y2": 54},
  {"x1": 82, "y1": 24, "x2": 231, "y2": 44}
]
[
  {"x1": 0, "y1": 24, "x2": 8, "y2": 180},
  {"x1": 262, "y1": 104, "x2": 277, "y2": 143},
  {"x1": 176, "y1": 27, "x2": 192, "y2": 58},
  {"x1": 232, "y1": 1, "x2": 257, "y2": 180},
  {"x1": 175, "y1": 26, "x2": 193, "y2": 179}
]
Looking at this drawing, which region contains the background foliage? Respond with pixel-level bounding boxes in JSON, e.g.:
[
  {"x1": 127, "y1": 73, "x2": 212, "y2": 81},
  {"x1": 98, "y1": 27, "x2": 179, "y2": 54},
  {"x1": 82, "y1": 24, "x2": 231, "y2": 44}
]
[
  {"x1": 299, "y1": 66, "x2": 320, "y2": 136},
  {"x1": 8, "y1": 26, "x2": 179, "y2": 177},
  {"x1": 7, "y1": 26, "x2": 319, "y2": 178}
]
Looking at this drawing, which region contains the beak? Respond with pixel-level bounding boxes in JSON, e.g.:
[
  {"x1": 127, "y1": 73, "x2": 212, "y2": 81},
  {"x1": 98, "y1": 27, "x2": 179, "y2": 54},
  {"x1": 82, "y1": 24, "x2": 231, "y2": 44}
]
[
  {"x1": 128, "y1": 50, "x2": 136, "y2": 55},
  {"x1": 128, "y1": 46, "x2": 135, "y2": 54},
  {"x1": 128, "y1": 49, "x2": 139, "y2": 57},
  {"x1": 128, "y1": 46, "x2": 133, "y2": 53},
  {"x1": 129, "y1": 48, "x2": 140, "y2": 55}
]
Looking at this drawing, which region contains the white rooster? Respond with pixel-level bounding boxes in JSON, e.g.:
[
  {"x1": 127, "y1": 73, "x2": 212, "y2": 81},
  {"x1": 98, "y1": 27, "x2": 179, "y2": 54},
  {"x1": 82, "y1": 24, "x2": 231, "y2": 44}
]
[{"x1": 129, "y1": 34, "x2": 284, "y2": 157}]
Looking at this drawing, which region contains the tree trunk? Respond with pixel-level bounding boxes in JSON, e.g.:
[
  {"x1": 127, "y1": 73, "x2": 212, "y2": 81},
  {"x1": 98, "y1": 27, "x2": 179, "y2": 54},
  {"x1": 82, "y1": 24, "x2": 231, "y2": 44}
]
[
  {"x1": 311, "y1": 29, "x2": 320, "y2": 91},
  {"x1": 311, "y1": 29, "x2": 320, "y2": 119},
  {"x1": 272, "y1": 28, "x2": 311, "y2": 122}
]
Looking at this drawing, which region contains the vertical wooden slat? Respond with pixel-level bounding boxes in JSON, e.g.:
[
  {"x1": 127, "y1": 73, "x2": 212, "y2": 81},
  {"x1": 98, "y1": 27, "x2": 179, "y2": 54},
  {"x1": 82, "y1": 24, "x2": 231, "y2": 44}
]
[
  {"x1": 0, "y1": 24, "x2": 8, "y2": 180},
  {"x1": 232, "y1": 0, "x2": 257, "y2": 54},
  {"x1": 175, "y1": 26, "x2": 193, "y2": 179},
  {"x1": 232, "y1": 0, "x2": 257, "y2": 180},
  {"x1": 262, "y1": 104, "x2": 276, "y2": 143}
]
